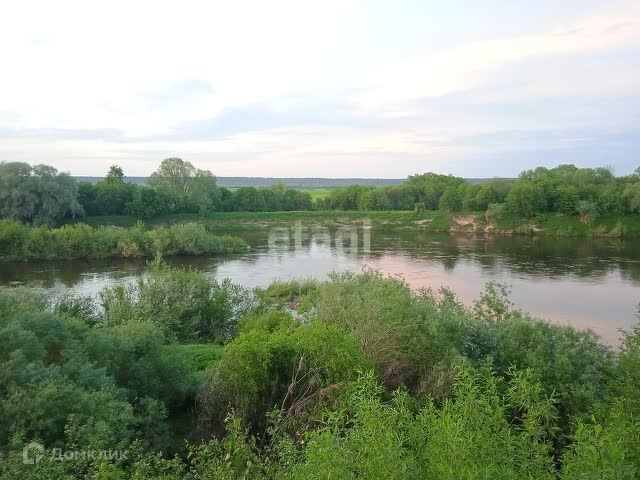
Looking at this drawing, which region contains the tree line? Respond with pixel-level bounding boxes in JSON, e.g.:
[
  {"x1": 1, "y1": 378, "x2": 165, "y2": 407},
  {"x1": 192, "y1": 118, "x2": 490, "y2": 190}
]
[
  {"x1": 320, "y1": 165, "x2": 640, "y2": 222},
  {"x1": 1, "y1": 266, "x2": 638, "y2": 478},
  {"x1": 1, "y1": 158, "x2": 640, "y2": 225}
]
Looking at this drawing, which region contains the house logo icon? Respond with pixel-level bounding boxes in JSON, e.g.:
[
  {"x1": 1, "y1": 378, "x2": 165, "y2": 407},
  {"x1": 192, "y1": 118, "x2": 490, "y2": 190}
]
[{"x1": 22, "y1": 442, "x2": 45, "y2": 464}]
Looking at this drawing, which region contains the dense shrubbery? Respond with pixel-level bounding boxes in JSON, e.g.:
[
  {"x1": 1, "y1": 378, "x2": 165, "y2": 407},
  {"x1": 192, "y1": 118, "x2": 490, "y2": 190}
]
[
  {"x1": 100, "y1": 261, "x2": 254, "y2": 343},
  {"x1": 0, "y1": 267, "x2": 638, "y2": 479},
  {"x1": 0, "y1": 220, "x2": 248, "y2": 260}
]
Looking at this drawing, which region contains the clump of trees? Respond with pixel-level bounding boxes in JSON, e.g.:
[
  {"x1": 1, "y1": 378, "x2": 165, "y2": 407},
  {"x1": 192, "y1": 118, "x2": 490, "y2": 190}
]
[
  {"x1": 1, "y1": 267, "x2": 637, "y2": 478},
  {"x1": 0, "y1": 162, "x2": 83, "y2": 225},
  {"x1": 317, "y1": 164, "x2": 640, "y2": 219}
]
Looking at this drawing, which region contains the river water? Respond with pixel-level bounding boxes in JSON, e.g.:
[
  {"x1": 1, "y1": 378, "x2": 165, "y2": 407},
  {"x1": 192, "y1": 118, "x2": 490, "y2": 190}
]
[{"x1": 1, "y1": 225, "x2": 639, "y2": 345}]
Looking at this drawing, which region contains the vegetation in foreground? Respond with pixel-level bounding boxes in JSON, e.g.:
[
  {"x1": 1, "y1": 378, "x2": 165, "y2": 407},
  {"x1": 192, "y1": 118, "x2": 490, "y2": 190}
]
[
  {"x1": 0, "y1": 220, "x2": 248, "y2": 261},
  {"x1": 0, "y1": 263, "x2": 638, "y2": 479}
]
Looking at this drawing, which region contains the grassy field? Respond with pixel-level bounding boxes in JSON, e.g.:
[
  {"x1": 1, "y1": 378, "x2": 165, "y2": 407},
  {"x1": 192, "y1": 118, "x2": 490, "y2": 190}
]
[
  {"x1": 303, "y1": 188, "x2": 332, "y2": 201},
  {"x1": 66, "y1": 210, "x2": 640, "y2": 237},
  {"x1": 224, "y1": 186, "x2": 333, "y2": 201}
]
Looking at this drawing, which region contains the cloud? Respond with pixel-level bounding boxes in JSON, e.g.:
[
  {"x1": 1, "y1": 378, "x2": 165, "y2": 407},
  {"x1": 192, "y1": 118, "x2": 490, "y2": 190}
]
[
  {"x1": 0, "y1": 1, "x2": 638, "y2": 176},
  {"x1": 355, "y1": 5, "x2": 640, "y2": 113}
]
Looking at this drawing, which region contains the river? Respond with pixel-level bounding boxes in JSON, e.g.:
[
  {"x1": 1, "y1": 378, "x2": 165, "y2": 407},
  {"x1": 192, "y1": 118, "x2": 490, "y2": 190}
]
[{"x1": 1, "y1": 224, "x2": 639, "y2": 345}]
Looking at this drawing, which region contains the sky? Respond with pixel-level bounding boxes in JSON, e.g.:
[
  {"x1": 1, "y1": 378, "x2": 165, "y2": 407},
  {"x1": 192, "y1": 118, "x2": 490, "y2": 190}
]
[{"x1": 0, "y1": 0, "x2": 639, "y2": 178}]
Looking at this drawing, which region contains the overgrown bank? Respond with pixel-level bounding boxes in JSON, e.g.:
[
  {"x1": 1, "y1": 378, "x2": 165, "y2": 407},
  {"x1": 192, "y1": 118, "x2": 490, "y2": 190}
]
[
  {"x1": 72, "y1": 210, "x2": 640, "y2": 238},
  {"x1": 0, "y1": 220, "x2": 249, "y2": 261}
]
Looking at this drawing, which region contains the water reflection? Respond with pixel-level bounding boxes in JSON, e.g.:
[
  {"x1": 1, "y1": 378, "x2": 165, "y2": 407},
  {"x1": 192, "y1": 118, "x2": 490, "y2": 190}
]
[{"x1": 1, "y1": 226, "x2": 639, "y2": 345}]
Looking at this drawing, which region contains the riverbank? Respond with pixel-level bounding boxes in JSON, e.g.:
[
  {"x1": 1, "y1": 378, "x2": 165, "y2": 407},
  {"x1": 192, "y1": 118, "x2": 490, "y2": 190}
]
[
  {"x1": 0, "y1": 220, "x2": 249, "y2": 261},
  {"x1": 67, "y1": 210, "x2": 640, "y2": 237}
]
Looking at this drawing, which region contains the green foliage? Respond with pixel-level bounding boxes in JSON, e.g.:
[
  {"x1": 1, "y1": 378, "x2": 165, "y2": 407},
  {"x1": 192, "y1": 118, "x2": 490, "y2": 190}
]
[
  {"x1": 51, "y1": 292, "x2": 97, "y2": 324},
  {"x1": 100, "y1": 262, "x2": 253, "y2": 342},
  {"x1": 0, "y1": 272, "x2": 638, "y2": 478},
  {"x1": 506, "y1": 182, "x2": 546, "y2": 217},
  {"x1": 577, "y1": 200, "x2": 599, "y2": 225},
  {"x1": 3, "y1": 160, "x2": 638, "y2": 226},
  {"x1": 126, "y1": 187, "x2": 172, "y2": 219},
  {"x1": 623, "y1": 183, "x2": 640, "y2": 213},
  {"x1": 146, "y1": 157, "x2": 224, "y2": 213},
  {"x1": 201, "y1": 320, "x2": 370, "y2": 430},
  {"x1": 0, "y1": 162, "x2": 83, "y2": 225},
  {"x1": 475, "y1": 184, "x2": 500, "y2": 210},
  {"x1": 485, "y1": 202, "x2": 507, "y2": 222},
  {"x1": 84, "y1": 321, "x2": 194, "y2": 406},
  {"x1": 0, "y1": 220, "x2": 248, "y2": 260},
  {"x1": 438, "y1": 185, "x2": 464, "y2": 212},
  {"x1": 555, "y1": 184, "x2": 579, "y2": 213},
  {"x1": 95, "y1": 179, "x2": 134, "y2": 215},
  {"x1": 312, "y1": 272, "x2": 456, "y2": 393},
  {"x1": 285, "y1": 368, "x2": 556, "y2": 480},
  {"x1": 168, "y1": 343, "x2": 224, "y2": 372}
]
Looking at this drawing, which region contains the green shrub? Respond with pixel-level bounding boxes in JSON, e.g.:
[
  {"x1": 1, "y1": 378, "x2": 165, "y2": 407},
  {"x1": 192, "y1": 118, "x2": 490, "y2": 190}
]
[
  {"x1": 200, "y1": 320, "x2": 371, "y2": 432},
  {"x1": 100, "y1": 262, "x2": 254, "y2": 343},
  {"x1": 485, "y1": 202, "x2": 506, "y2": 222},
  {"x1": 0, "y1": 220, "x2": 248, "y2": 261}
]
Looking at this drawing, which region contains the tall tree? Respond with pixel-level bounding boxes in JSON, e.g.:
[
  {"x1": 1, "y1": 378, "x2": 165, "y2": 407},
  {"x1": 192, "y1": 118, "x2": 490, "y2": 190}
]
[
  {"x1": 0, "y1": 162, "x2": 83, "y2": 225},
  {"x1": 148, "y1": 158, "x2": 218, "y2": 211},
  {"x1": 104, "y1": 164, "x2": 125, "y2": 184},
  {"x1": 95, "y1": 164, "x2": 132, "y2": 215}
]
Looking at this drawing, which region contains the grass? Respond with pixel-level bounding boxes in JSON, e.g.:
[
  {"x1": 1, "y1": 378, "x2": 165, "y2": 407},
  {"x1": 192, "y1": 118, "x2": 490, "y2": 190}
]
[
  {"x1": 65, "y1": 210, "x2": 640, "y2": 237},
  {"x1": 167, "y1": 343, "x2": 224, "y2": 372},
  {"x1": 69, "y1": 210, "x2": 454, "y2": 234},
  {"x1": 224, "y1": 186, "x2": 333, "y2": 201},
  {"x1": 303, "y1": 188, "x2": 333, "y2": 201}
]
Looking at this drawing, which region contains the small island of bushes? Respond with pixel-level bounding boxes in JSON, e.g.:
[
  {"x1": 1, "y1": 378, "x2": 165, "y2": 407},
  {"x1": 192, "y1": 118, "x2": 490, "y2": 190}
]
[{"x1": 0, "y1": 220, "x2": 249, "y2": 261}]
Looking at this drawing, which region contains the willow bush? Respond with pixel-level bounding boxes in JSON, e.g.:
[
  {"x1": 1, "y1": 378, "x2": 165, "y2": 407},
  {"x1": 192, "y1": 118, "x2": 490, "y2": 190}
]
[{"x1": 0, "y1": 220, "x2": 248, "y2": 260}]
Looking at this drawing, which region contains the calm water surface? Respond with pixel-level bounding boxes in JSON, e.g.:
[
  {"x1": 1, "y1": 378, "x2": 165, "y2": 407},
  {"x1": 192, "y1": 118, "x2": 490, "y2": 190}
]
[{"x1": 2, "y1": 227, "x2": 639, "y2": 345}]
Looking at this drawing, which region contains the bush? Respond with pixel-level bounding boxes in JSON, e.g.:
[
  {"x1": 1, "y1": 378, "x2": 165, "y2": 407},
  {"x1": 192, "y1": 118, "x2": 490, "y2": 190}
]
[
  {"x1": 200, "y1": 320, "x2": 371, "y2": 432},
  {"x1": 577, "y1": 200, "x2": 598, "y2": 225},
  {"x1": 485, "y1": 202, "x2": 507, "y2": 222},
  {"x1": 100, "y1": 262, "x2": 254, "y2": 343},
  {"x1": 0, "y1": 221, "x2": 248, "y2": 260}
]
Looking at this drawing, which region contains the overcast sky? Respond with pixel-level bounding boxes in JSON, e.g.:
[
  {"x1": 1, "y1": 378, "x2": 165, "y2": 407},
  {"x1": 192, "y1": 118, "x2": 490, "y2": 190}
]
[{"x1": 1, "y1": 0, "x2": 638, "y2": 178}]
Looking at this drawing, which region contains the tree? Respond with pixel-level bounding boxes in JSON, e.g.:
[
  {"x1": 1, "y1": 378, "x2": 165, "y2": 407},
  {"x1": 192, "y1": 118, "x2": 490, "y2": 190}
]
[
  {"x1": 125, "y1": 187, "x2": 171, "y2": 219},
  {"x1": 232, "y1": 187, "x2": 266, "y2": 212},
  {"x1": 95, "y1": 181, "x2": 132, "y2": 215},
  {"x1": 622, "y1": 183, "x2": 640, "y2": 213},
  {"x1": 0, "y1": 162, "x2": 83, "y2": 225},
  {"x1": 77, "y1": 181, "x2": 98, "y2": 216},
  {"x1": 554, "y1": 184, "x2": 579, "y2": 213},
  {"x1": 358, "y1": 188, "x2": 391, "y2": 210},
  {"x1": 404, "y1": 173, "x2": 465, "y2": 210},
  {"x1": 439, "y1": 186, "x2": 464, "y2": 212},
  {"x1": 475, "y1": 185, "x2": 498, "y2": 211},
  {"x1": 328, "y1": 185, "x2": 363, "y2": 210},
  {"x1": 148, "y1": 158, "x2": 218, "y2": 211},
  {"x1": 505, "y1": 182, "x2": 546, "y2": 217},
  {"x1": 104, "y1": 165, "x2": 125, "y2": 184},
  {"x1": 597, "y1": 186, "x2": 625, "y2": 215}
]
